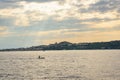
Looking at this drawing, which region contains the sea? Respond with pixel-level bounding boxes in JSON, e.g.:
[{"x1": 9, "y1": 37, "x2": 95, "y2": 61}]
[{"x1": 0, "y1": 50, "x2": 120, "y2": 80}]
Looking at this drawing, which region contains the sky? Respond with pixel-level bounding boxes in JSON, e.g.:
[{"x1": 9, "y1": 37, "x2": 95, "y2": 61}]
[{"x1": 0, "y1": 0, "x2": 120, "y2": 49}]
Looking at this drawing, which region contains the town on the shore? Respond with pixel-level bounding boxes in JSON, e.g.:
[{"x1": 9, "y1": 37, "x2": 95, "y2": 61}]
[{"x1": 0, "y1": 40, "x2": 120, "y2": 51}]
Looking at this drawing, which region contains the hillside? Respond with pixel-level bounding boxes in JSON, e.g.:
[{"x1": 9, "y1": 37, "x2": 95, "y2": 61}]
[{"x1": 0, "y1": 40, "x2": 120, "y2": 51}]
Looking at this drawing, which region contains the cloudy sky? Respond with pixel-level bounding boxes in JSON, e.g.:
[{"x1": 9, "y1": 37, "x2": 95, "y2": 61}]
[{"x1": 0, "y1": 0, "x2": 120, "y2": 49}]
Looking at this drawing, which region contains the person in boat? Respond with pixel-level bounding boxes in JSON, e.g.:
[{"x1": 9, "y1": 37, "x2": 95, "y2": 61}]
[
  {"x1": 38, "y1": 56, "x2": 45, "y2": 59},
  {"x1": 38, "y1": 56, "x2": 41, "y2": 59}
]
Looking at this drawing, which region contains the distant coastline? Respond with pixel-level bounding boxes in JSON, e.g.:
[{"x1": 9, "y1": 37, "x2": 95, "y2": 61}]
[{"x1": 0, "y1": 40, "x2": 120, "y2": 51}]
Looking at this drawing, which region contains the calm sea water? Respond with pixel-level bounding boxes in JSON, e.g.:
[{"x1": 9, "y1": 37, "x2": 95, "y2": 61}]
[{"x1": 0, "y1": 50, "x2": 120, "y2": 80}]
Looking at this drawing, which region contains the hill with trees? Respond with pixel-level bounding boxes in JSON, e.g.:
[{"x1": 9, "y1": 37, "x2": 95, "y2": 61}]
[{"x1": 0, "y1": 40, "x2": 120, "y2": 51}]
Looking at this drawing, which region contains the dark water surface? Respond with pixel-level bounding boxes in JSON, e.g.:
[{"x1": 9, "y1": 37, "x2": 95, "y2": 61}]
[{"x1": 0, "y1": 50, "x2": 120, "y2": 80}]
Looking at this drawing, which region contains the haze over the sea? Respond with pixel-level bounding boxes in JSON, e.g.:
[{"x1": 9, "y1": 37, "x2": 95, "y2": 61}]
[{"x1": 0, "y1": 0, "x2": 120, "y2": 49}]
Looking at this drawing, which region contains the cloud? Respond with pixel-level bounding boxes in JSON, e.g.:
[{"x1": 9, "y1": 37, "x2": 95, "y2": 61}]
[
  {"x1": 89, "y1": 0, "x2": 120, "y2": 13},
  {"x1": 0, "y1": 8, "x2": 30, "y2": 27},
  {"x1": 0, "y1": 26, "x2": 10, "y2": 37},
  {"x1": 0, "y1": 0, "x2": 61, "y2": 3},
  {"x1": 0, "y1": 26, "x2": 7, "y2": 31},
  {"x1": 0, "y1": 1, "x2": 71, "y2": 26},
  {"x1": 0, "y1": 0, "x2": 120, "y2": 48},
  {"x1": 89, "y1": 20, "x2": 120, "y2": 29},
  {"x1": 0, "y1": 8, "x2": 25, "y2": 18},
  {"x1": 21, "y1": 1, "x2": 71, "y2": 14},
  {"x1": 0, "y1": 0, "x2": 119, "y2": 27},
  {"x1": 0, "y1": 17, "x2": 14, "y2": 26},
  {"x1": 34, "y1": 29, "x2": 120, "y2": 44},
  {"x1": 0, "y1": 1, "x2": 20, "y2": 9},
  {"x1": 14, "y1": 14, "x2": 30, "y2": 27},
  {"x1": 24, "y1": 0, "x2": 62, "y2": 3},
  {"x1": 18, "y1": 29, "x2": 79, "y2": 37}
]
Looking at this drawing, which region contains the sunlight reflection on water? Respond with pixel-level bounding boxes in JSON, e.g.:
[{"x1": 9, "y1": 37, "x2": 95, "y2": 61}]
[{"x1": 0, "y1": 50, "x2": 120, "y2": 80}]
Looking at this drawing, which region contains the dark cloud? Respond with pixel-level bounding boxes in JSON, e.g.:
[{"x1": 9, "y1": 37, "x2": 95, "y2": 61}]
[
  {"x1": 79, "y1": 0, "x2": 120, "y2": 13},
  {"x1": 89, "y1": 0, "x2": 120, "y2": 13},
  {"x1": 28, "y1": 17, "x2": 83, "y2": 31},
  {"x1": 0, "y1": 17, "x2": 14, "y2": 26},
  {"x1": 0, "y1": 0, "x2": 21, "y2": 9}
]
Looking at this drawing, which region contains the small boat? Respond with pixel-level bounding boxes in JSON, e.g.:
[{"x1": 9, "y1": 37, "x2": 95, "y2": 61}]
[{"x1": 38, "y1": 56, "x2": 45, "y2": 59}]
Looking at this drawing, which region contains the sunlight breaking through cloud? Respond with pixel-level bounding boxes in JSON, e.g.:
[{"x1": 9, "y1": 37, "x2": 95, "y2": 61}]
[{"x1": 0, "y1": 0, "x2": 120, "y2": 48}]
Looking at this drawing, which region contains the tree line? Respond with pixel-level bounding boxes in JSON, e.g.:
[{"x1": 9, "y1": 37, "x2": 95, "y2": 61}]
[{"x1": 0, "y1": 40, "x2": 120, "y2": 51}]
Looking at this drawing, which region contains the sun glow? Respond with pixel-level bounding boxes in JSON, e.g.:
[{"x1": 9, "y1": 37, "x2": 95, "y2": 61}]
[{"x1": 21, "y1": 1, "x2": 71, "y2": 15}]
